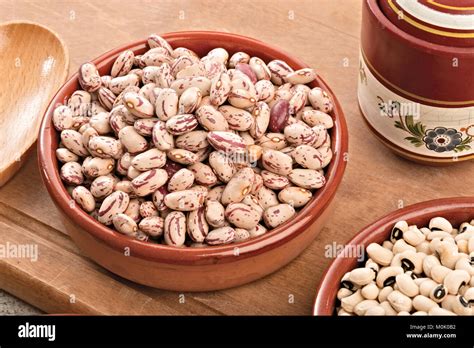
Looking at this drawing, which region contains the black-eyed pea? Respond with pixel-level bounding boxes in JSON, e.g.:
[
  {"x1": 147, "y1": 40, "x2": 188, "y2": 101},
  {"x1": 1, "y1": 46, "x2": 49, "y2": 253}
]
[
  {"x1": 61, "y1": 130, "x2": 90, "y2": 157},
  {"x1": 348, "y1": 268, "x2": 376, "y2": 287},
  {"x1": 382, "y1": 241, "x2": 394, "y2": 251},
  {"x1": 152, "y1": 121, "x2": 174, "y2": 151},
  {"x1": 395, "y1": 273, "x2": 419, "y2": 297},
  {"x1": 341, "y1": 289, "x2": 364, "y2": 313},
  {"x1": 422, "y1": 255, "x2": 441, "y2": 278},
  {"x1": 308, "y1": 87, "x2": 334, "y2": 113},
  {"x1": 353, "y1": 300, "x2": 380, "y2": 316},
  {"x1": 376, "y1": 266, "x2": 404, "y2": 288},
  {"x1": 444, "y1": 270, "x2": 470, "y2": 295},
  {"x1": 337, "y1": 288, "x2": 354, "y2": 301},
  {"x1": 399, "y1": 250, "x2": 425, "y2": 274},
  {"x1": 139, "y1": 216, "x2": 164, "y2": 238},
  {"x1": 392, "y1": 239, "x2": 417, "y2": 254},
  {"x1": 431, "y1": 265, "x2": 452, "y2": 283},
  {"x1": 387, "y1": 290, "x2": 412, "y2": 313},
  {"x1": 131, "y1": 169, "x2": 168, "y2": 197},
  {"x1": 88, "y1": 136, "x2": 122, "y2": 159},
  {"x1": 450, "y1": 295, "x2": 471, "y2": 315},
  {"x1": 167, "y1": 148, "x2": 198, "y2": 165},
  {"x1": 131, "y1": 148, "x2": 166, "y2": 171},
  {"x1": 437, "y1": 241, "x2": 460, "y2": 269},
  {"x1": 365, "y1": 306, "x2": 386, "y2": 316},
  {"x1": 263, "y1": 203, "x2": 295, "y2": 229},
  {"x1": 97, "y1": 191, "x2": 130, "y2": 225},
  {"x1": 403, "y1": 226, "x2": 426, "y2": 246},
  {"x1": 139, "y1": 201, "x2": 158, "y2": 218},
  {"x1": 56, "y1": 148, "x2": 79, "y2": 163},
  {"x1": 429, "y1": 307, "x2": 456, "y2": 315},
  {"x1": 457, "y1": 239, "x2": 469, "y2": 254},
  {"x1": 455, "y1": 257, "x2": 474, "y2": 276},
  {"x1": 379, "y1": 301, "x2": 397, "y2": 315},
  {"x1": 378, "y1": 286, "x2": 394, "y2": 303},
  {"x1": 429, "y1": 216, "x2": 453, "y2": 233},
  {"x1": 168, "y1": 168, "x2": 195, "y2": 192},
  {"x1": 415, "y1": 240, "x2": 431, "y2": 254},
  {"x1": 164, "y1": 211, "x2": 186, "y2": 247},
  {"x1": 221, "y1": 168, "x2": 255, "y2": 205},
  {"x1": 412, "y1": 295, "x2": 438, "y2": 313},
  {"x1": 288, "y1": 169, "x2": 326, "y2": 190},
  {"x1": 205, "y1": 200, "x2": 226, "y2": 228}
]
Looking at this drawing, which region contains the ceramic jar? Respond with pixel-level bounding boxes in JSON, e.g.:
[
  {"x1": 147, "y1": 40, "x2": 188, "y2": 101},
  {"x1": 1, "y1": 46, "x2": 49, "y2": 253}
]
[{"x1": 358, "y1": 0, "x2": 474, "y2": 164}]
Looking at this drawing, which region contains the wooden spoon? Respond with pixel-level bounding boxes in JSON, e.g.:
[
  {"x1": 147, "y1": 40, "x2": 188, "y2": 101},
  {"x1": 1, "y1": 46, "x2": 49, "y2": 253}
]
[{"x1": 0, "y1": 21, "x2": 69, "y2": 186}]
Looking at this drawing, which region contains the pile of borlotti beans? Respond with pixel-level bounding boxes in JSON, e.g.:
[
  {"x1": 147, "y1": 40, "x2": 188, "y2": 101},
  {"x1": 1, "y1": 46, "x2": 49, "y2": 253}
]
[
  {"x1": 54, "y1": 34, "x2": 335, "y2": 247},
  {"x1": 337, "y1": 217, "x2": 474, "y2": 315}
]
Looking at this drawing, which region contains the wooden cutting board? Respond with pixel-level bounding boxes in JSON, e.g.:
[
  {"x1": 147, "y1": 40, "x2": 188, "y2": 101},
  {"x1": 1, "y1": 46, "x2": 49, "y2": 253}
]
[{"x1": 0, "y1": 0, "x2": 473, "y2": 315}]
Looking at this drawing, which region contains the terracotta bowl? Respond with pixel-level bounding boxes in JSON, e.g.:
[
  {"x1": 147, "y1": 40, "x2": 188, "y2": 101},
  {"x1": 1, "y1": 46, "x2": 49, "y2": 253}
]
[
  {"x1": 38, "y1": 31, "x2": 348, "y2": 291},
  {"x1": 313, "y1": 197, "x2": 474, "y2": 315}
]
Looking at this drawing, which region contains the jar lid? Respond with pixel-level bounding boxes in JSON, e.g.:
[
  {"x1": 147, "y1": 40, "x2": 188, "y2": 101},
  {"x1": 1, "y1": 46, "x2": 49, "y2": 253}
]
[{"x1": 379, "y1": 0, "x2": 474, "y2": 47}]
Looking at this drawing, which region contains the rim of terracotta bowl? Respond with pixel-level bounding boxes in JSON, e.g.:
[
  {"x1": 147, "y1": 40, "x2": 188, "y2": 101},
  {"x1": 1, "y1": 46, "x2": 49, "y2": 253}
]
[
  {"x1": 313, "y1": 196, "x2": 474, "y2": 315},
  {"x1": 38, "y1": 31, "x2": 348, "y2": 266},
  {"x1": 370, "y1": 0, "x2": 473, "y2": 56}
]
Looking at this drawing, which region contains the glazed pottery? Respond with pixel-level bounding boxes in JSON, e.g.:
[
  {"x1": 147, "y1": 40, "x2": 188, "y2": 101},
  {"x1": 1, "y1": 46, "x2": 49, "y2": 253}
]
[
  {"x1": 359, "y1": 0, "x2": 474, "y2": 165},
  {"x1": 314, "y1": 197, "x2": 474, "y2": 315},
  {"x1": 38, "y1": 31, "x2": 348, "y2": 291}
]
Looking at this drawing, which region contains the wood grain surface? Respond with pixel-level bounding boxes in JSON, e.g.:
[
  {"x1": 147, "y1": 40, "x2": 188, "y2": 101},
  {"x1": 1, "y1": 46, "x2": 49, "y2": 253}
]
[{"x1": 0, "y1": 0, "x2": 472, "y2": 315}]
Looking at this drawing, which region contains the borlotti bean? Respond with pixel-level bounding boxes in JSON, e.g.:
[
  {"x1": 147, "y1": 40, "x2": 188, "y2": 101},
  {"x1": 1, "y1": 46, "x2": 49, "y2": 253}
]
[
  {"x1": 337, "y1": 218, "x2": 474, "y2": 316},
  {"x1": 54, "y1": 34, "x2": 335, "y2": 247}
]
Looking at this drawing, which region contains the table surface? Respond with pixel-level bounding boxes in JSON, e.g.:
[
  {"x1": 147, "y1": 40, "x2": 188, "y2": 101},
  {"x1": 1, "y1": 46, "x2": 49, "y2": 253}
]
[{"x1": 0, "y1": 0, "x2": 472, "y2": 315}]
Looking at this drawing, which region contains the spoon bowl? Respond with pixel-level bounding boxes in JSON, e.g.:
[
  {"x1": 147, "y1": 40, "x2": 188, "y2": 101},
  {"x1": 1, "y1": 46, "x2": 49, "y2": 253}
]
[{"x1": 0, "y1": 21, "x2": 68, "y2": 186}]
